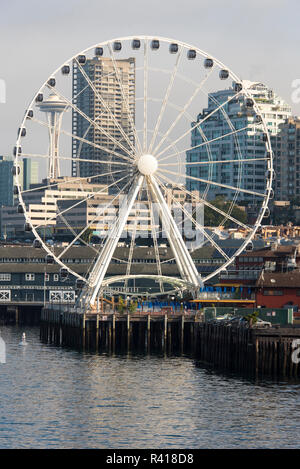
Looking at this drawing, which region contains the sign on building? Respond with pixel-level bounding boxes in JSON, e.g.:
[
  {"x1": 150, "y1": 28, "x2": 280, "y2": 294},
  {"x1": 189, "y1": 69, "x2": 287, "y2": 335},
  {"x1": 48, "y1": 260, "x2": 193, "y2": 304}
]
[
  {"x1": 0, "y1": 290, "x2": 10, "y2": 302},
  {"x1": 49, "y1": 290, "x2": 75, "y2": 303}
]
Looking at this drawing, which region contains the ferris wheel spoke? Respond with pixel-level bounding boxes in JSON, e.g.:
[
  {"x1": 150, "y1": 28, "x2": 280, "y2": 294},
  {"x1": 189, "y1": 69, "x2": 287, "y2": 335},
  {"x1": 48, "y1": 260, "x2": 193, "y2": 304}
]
[
  {"x1": 125, "y1": 190, "x2": 143, "y2": 286},
  {"x1": 33, "y1": 171, "x2": 128, "y2": 231},
  {"x1": 63, "y1": 128, "x2": 135, "y2": 165},
  {"x1": 196, "y1": 124, "x2": 213, "y2": 199},
  {"x1": 206, "y1": 89, "x2": 244, "y2": 154},
  {"x1": 30, "y1": 114, "x2": 136, "y2": 164},
  {"x1": 55, "y1": 209, "x2": 100, "y2": 255},
  {"x1": 148, "y1": 175, "x2": 201, "y2": 287},
  {"x1": 112, "y1": 257, "x2": 128, "y2": 265},
  {"x1": 47, "y1": 84, "x2": 134, "y2": 160},
  {"x1": 159, "y1": 167, "x2": 266, "y2": 198},
  {"x1": 74, "y1": 67, "x2": 119, "y2": 100},
  {"x1": 145, "y1": 181, "x2": 165, "y2": 293},
  {"x1": 37, "y1": 86, "x2": 136, "y2": 163},
  {"x1": 148, "y1": 46, "x2": 184, "y2": 155},
  {"x1": 155, "y1": 170, "x2": 252, "y2": 232},
  {"x1": 155, "y1": 88, "x2": 243, "y2": 160},
  {"x1": 160, "y1": 157, "x2": 268, "y2": 167},
  {"x1": 154, "y1": 175, "x2": 230, "y2": 261},
  {"x1": 152, "y1": 69, "x2": 213, "y2": 157},
  {"x1": 157, "y1": 126, "x2": 249, "y2": 164},
  {"x1": 107, "y1": 42, "x2": 143, "y2": 157},
  {"x1": 20, "y1": 168, "x2": 126, "y2": 195},
  {"x1": 203, "y1": 89, "x2": 244, "y2": 182},
  {"x1": 20, "y1": 151, "x2": 131, "y2": 168},
  {"x1": 143, "y1": 39, "x2": 149, "y2": 154},
  {"x1": 74, "y1": 58, "x2": 136, "y2": 158},
  {"x1": 87, "y1": 175, "x2": 144, "y2": 305},
  {"x1": 57, "y1": 177, "x2": 133, "y2": 261},
  {"x1": 184, "y1": 86, "x2": 244, "y2": 200}
]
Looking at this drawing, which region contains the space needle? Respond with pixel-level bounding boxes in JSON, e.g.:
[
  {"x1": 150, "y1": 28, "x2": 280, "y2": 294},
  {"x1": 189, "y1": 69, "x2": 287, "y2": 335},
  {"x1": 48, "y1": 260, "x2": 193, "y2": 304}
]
[{"x1": 37, "y1": 92, "x2": 68, "y2": 179}]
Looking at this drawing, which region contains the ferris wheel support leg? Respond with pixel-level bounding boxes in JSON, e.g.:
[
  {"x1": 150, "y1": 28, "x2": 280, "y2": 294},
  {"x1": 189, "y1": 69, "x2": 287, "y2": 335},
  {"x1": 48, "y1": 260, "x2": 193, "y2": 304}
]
[
  {"x1": 148, "y1": 176, "x2": 202, "y2": 291},
  {"x1": 86, "y1": 175, "x2": 144, "y2": 308}
]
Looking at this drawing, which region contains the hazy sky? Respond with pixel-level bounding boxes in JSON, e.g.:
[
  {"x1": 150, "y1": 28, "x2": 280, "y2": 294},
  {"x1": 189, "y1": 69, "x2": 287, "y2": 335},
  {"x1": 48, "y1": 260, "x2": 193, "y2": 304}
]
[{"x1": 0, "y1": 0, "x2": 299, "y2": 156}]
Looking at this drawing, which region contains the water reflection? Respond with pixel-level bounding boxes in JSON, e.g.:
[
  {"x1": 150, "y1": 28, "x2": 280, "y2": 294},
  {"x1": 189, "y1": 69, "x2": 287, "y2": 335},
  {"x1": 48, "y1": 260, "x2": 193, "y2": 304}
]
[{"x1": 0, "y1": 326, "x2": 299, "y2": 449}]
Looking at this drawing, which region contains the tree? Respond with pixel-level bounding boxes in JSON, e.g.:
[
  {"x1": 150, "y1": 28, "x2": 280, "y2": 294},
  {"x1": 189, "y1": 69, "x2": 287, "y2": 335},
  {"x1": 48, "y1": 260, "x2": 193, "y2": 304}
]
[
  {"x1": 129, "y1": 300, "x2": 138, "y2": 314},
  {"x1": 272, "y1": 204, "x2": 295, "y2": 225},
  {"x1": 81, "y1": 227, "x2": 93, "y2": 244},
  {"x1": 204, "y1": 196, "x2": 247, "y2": 227},
  {"x1": 243, "y1": 310, "x2": 259, "y2": 327},
  {"x1": 117, "y1": 296, "x2": 125, "y2": 314}
]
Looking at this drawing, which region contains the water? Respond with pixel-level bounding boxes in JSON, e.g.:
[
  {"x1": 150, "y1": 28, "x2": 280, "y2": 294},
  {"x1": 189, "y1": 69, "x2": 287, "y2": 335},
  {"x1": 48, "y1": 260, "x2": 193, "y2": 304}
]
[{"x1": 0, "y1": 326, "x2": 300, "y2": 449}]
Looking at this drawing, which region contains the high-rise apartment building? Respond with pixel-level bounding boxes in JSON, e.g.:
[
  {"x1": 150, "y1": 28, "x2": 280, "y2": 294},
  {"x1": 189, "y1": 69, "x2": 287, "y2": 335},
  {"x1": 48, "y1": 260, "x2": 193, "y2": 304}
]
[
  {"x1": 72, "y1": 56, "x2": 135, "y2": 191},
  {"x1": 23, "y1": 158, "x2": 39, "y2": 191},
  {"x1": 0, "y1": 156, "x2": 14, "y2": 207},
  {"x1": 0, "y1": 157, "x2": 38, "y2": 239},
  {"x1": 186, "y1": 81, "x2": 291, "y2": 203},
  {"x1": 273, "y1": 117, "x2": 300, "y2": 200}
]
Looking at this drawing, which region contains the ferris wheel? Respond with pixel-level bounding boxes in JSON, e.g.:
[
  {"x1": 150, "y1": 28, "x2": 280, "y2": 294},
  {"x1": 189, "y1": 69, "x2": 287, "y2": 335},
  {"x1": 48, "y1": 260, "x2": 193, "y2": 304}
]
[{"x1": 13, "y1": 36, "x2": 273, "y2": 307}]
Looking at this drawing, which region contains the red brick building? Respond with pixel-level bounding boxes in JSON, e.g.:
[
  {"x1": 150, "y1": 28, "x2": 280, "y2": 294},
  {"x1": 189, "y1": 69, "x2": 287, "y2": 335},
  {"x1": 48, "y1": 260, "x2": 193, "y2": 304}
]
[
  {"x1": 237, "y1": 244, "x2": 300, "y2": 276},
  {"x1": 220, "y1": 244, "x2": 300, "y2": 287},
  {"x1": 256, "y1": 271, "x2": 300, "y2": 310}
]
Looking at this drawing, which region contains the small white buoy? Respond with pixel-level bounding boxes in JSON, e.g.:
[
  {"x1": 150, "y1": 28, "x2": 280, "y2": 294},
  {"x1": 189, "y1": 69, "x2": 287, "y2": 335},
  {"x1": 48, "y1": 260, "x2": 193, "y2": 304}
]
[{"x1": 19, "y1": 332, "x2": 28, "y2": 346}]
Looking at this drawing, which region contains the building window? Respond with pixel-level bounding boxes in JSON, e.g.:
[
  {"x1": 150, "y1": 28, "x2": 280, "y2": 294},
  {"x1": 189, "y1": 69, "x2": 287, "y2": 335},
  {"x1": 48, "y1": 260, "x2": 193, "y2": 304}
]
[
  {"x1": 25, "y1": 273, "x2": 35, "y2": 281},
  {"x1": 0, "y1": 273, "x2": 11, "y2": 281},
  {"x1": 53, "y1": 274, "x2": 59, "y2": 281},
  {"x1": 263, "y1": 289, "x2": 283, "y2": 296}
]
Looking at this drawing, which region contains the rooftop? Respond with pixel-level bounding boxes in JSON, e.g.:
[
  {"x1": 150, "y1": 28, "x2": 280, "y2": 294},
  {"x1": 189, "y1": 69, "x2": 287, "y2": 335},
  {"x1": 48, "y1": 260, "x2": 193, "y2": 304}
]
[
  {"x1": 240, "y1": 245, "x2": 298, "y2": 259},
  {"x1": 256, "y1": 271, "x2": 300, "y2": 288}
]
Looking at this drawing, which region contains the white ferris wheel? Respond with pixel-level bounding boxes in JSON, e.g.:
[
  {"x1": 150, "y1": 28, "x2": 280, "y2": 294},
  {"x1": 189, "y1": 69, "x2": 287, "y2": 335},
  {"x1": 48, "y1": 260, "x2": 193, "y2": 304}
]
[{"x1": 13, "y1": 36, "x2": 273, "y2": 308}]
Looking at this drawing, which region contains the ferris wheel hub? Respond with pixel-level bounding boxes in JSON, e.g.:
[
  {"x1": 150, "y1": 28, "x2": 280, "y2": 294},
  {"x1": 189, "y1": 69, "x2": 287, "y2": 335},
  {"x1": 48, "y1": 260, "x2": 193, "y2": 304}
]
[{"x1": 137, "y1": 154, "x2": 158, "y2": 176}]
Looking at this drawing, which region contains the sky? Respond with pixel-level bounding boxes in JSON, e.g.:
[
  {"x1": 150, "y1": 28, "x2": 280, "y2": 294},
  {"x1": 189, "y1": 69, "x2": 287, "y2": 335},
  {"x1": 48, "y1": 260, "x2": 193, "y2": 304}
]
[{"x1": 0, "y1": 0, "x2": 299, "y2": 156}]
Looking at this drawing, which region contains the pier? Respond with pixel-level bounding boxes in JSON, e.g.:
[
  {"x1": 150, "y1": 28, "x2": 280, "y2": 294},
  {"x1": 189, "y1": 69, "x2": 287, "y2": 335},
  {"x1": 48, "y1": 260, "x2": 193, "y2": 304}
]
[
  {"x1": 40, "y1": 307, "x2": 198, "y2": 355},
  {"x1": 0, "y1": 303, "x2": 42, "y2": 325},
  {"x1": 41, "y1": 306, "x2": 300, "y2": 379},
  {"x1": 195, "y1": 322, "x2": 300, "y2": 379}
]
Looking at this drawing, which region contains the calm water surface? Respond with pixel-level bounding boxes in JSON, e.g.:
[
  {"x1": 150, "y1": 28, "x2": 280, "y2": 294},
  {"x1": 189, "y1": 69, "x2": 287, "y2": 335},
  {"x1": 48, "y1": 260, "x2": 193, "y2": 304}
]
[{"x1": 0, "y1": 326, "x2": 300, "y2": 449}]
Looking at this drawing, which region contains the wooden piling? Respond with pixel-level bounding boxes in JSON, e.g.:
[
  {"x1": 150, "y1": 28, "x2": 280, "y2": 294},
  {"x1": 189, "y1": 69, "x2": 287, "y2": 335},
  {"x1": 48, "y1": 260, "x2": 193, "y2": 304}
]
[
  {"x1": 112, "y1": 314, "x2": 116, "y2": 353},
  {"x1": 82, "y1": 313, "x2": 86, "y2": 351},
  {"x1": 180, "y1": 315, "x2": 184, "y2": 354},
  {"x1": 108, "y1": 319, "x2": 112, "y2": 352},
  {"x1": 163, "y1": 314, "x2": 168, "y2": 352},
  {"x1": 168, "y1": 321, "x2": 172, "y2": 354},
  {"x1": 127, "y1": 314, "x2": 131, "y2": 351},
  {"x1": 147, "y1": 314, "x2": 151, "y2": 353},
  {"x1": 95, "y1": 314, "x2": 99, "y2": 352}
]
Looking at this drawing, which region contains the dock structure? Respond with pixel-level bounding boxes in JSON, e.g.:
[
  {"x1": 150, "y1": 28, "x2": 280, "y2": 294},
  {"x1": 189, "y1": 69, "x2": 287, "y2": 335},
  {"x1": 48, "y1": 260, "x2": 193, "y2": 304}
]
[
  {"x1": 0, "y1": 303, "x2": 42, "y2": 325},
  {"x1": 40, "y1": 307, "x2": 300, "y2": 379},
  {"x1": 40, "y1": 306, "x2": 300, "y2": 379},
  {"x1": 195, "y1": 322, "x2": 300, "y2": 379},
  {"x1": 40, "y1": 307, "x2": 198, "y2": 355}
]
